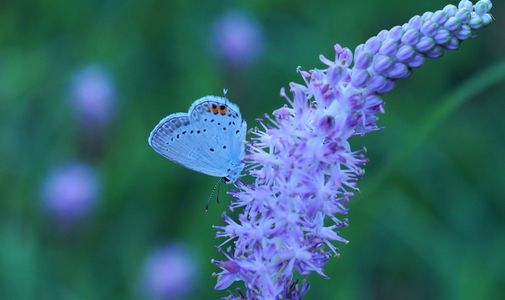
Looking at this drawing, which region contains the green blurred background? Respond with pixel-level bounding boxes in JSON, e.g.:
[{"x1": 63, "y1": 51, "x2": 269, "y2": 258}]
[{"x1": 1, "y1": 0, "x2": 504, "y2": 299}]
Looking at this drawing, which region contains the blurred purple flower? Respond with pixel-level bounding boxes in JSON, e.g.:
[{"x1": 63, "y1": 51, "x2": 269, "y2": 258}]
[
  {"x1": 141, "y1": 244, "x2": 198, "y2": 300},
  {"x1": 41, "y1": 162, "x2": 99, "y2": 224},
  {"x1": 70, "y1": 65, "x2": 116, "y2": 126},
  {"x1": 211, "y1": 11, "x2": 263, "y2": 66},
  {"x1": 213, "y1": 1, "x2": 493, "y2": 298}
]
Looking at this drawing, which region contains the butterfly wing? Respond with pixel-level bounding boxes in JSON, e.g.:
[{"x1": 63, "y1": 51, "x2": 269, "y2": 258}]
[
  {"x1": 189, "y1": 96, "x2": 246, "y2": 166},
  {"x1": 149, "y1": 112, "x2": 227, "y2": 177},
  {"x1": 148, "y1": 96, "x2": 247, "y2": 179}
]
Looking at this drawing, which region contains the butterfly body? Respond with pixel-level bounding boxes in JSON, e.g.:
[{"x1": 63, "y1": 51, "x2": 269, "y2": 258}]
[{"x1": 148, "y1": 96, "x2": 246, "y2": 183}]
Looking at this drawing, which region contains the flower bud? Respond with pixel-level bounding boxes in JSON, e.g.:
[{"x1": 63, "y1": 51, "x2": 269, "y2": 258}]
[
  {"x1": 387, "y1": 62, "x2": 410, "y2": 79},
  {"x1": 354, "y1": 51, "x2": 373, "y2": 69},
  {"x1": 379, "y1": 39, "x2": 398, "y2": 56},
  {"x1": 443, "y1": 4, "x2": 458, "y2": 16},
  {"x1": 445, "y1": 16, "x2": 461, "y2": 31},
  {"x1": 416, "y1": 36, "x2": 435, "y2": 52},
  {"x1": 351, "y1": 69, "x2": 370, "y2": 88},
  {"x1": 373, "y1": 55, "x2": 394, "y2": 74},
  {"x1": 396, "y1": 45, "x2": 415, "y2": 62},
  {"x1": 401, "y1": 29, "x2": 420, "y2": 45}
]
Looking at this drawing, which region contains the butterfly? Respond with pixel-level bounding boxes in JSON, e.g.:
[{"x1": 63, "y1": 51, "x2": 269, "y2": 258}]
[{"x1": 148, "y1": 96, "x2": 247, "y2": 183}]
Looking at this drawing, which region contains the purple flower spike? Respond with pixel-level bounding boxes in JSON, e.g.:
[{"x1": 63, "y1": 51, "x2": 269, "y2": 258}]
[
  {"x1": 141, "y1": 244, "x2": 198, "y2": 300},
  {"x1": 41, "y1": 162, "x2": 99, "y2": 225},
  {"x1": 211, "y1": 11, "x2": 263, "y2": 66},
  {"x1": 352, "y1": 0, "x2": 493, "y2": 96},
  {"x1": 214, "y1": 1, "x2": 493, "y2": 299}
]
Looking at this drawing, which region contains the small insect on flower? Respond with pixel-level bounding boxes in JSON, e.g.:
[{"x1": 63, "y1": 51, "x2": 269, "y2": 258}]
[{"x1": 148, "y1": 96, "x2": 247, "y2": 183}]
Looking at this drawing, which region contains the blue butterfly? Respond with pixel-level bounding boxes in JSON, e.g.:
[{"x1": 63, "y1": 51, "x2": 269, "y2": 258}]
[{"x1": 148, "y1": 96, "x2": 247, "y2": 183}]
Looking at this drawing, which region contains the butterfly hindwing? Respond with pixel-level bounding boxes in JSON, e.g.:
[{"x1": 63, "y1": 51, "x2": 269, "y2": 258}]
[{"x1": 148, "y1": 113, "x2": 227, "y2": 177}]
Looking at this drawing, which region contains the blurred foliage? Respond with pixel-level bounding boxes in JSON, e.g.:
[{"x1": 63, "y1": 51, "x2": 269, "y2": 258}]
[{"x1": 0, "y1": 0, "x2": 504, "y2": 299}]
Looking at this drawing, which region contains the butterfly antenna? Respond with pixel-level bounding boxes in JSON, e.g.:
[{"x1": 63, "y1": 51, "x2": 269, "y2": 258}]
[
  {"x1": 216, "y1": 186, "x2": 220, "y2": 204},
  {"x1": 216, "y1": 178, "x2": 225, "y2": 205},
  {"x1": 205, "y1": 178, "x2": 222, "y2": 212}
]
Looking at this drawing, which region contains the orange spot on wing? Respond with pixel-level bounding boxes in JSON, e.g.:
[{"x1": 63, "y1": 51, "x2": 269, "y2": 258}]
[
  {"x1": 220, "y1": 105, "x2": 228, "y2": 115},
  {"x1": 211, "y1": 103, "x2": 219, "y2": 114}
]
